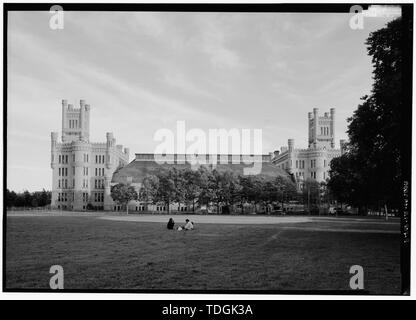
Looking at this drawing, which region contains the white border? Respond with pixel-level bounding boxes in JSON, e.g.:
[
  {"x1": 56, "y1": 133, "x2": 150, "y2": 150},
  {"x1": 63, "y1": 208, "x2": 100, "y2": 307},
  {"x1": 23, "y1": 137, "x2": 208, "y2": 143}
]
[{"x1": 0, "y1": 0, "x2": 414, "y2": 300}]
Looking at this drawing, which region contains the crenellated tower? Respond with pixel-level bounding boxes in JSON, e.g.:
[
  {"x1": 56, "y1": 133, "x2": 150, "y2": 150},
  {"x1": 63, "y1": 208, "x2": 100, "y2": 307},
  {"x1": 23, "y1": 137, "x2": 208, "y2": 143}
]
[
  {"x1": 51, "y1": 99, "x2": 129, "y2": 211},
  {"x1": 272, "y1": 108, "x2": 345, "y2": 189},
  {"x1": 308, "y1": 108, "x2": 336, "y2": 149},
  {"x1": 61, "y1": 99, "x2": 90, "y2": 143}
]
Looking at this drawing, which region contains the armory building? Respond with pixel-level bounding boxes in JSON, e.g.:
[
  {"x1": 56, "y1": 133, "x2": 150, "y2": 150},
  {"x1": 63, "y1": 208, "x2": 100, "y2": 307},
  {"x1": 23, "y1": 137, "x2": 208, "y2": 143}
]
[{"x1": 50, "y1": 100, "x2": 345, "y2": 212}]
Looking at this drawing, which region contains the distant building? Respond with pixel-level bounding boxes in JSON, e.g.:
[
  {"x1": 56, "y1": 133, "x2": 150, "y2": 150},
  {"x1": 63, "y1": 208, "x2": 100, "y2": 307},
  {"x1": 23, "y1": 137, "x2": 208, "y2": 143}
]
[
  {"x1": 50, "y1": 101, "x2": 345, "y2": 211},
  {"x1": 271, "y1": 108, "x2": 346, "y2": 190},
  {"x1": 50, "y1": 100, "x2": 129, "y2": 210},
  {"x1": 112, "y1": 153, "x2": 290, "y2": 213}
]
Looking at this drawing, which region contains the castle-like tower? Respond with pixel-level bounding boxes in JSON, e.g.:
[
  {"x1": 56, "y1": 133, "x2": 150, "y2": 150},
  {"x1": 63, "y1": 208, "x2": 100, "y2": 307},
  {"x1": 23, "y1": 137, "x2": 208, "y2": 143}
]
[
  {"x1": 272, "y1": 108, "x2": 346, "y2": 190},
  {"x1": 308, "y1": 108, "x2": 336, "y2": 149},
  {"x1": 51, "y1": 100, "x2": 129, "y2": 211}
]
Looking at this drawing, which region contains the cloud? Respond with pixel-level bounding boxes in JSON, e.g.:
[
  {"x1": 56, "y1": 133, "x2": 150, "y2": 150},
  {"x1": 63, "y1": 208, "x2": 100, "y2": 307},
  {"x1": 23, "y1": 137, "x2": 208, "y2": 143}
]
[{"x1": 6, "y1": 11, "x2": 399, "y2": 191}]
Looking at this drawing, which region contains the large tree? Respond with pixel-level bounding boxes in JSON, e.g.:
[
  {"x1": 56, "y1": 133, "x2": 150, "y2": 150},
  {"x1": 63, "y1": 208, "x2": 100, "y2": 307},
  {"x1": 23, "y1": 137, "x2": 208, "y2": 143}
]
[
  {"x1": 139, "y1": 174, "x2": 160, "y2": 211},
  {"x1": 328, "y1": 18, "x2": 404, "y2": 214},
  {"x1": 111, "y1": 183, "x2": 138, "y2": 214}
]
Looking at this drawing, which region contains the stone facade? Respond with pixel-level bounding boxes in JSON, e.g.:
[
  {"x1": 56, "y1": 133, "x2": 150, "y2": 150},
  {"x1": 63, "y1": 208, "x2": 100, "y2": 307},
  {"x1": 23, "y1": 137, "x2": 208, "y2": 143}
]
[
  {"x1": 271, "y1": 108, "x2": 346, "y2": 190},
  {"x1": 50, "y1": 100, "x2": 129, "y2": 210},
  {"x1": 50, "y1": 101, "x2": 346, "y2": 210}
]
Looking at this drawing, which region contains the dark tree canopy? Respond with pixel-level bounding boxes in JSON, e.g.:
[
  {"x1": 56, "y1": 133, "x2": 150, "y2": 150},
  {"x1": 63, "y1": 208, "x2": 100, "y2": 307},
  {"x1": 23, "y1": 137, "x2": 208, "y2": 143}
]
[
  {"x1": 138, "y1": 166, "x2": 298, "y2": 214},
  {"x1": 111, "y1": 183, "x2": 138, "y2": 213},
  {"x1": 6, "y1": 189, "x2": 51, "y2": 208},
  {"x1": 328, "y1": 18, "x2": 404, "y2": 211}
]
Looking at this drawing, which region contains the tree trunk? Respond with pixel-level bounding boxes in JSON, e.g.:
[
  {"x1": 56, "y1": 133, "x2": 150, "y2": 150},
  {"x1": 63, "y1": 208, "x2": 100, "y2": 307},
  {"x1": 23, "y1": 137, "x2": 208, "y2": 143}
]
[{"x1": 126, "y1": 203, "x2": 129, "y2": 215}]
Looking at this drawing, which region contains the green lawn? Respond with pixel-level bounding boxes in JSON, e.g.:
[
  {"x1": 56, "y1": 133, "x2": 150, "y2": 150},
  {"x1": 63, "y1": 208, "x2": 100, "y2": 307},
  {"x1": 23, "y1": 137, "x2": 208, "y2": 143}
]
[{"x1": 5, "y1": 215, "x2": 401, "y2": 294}]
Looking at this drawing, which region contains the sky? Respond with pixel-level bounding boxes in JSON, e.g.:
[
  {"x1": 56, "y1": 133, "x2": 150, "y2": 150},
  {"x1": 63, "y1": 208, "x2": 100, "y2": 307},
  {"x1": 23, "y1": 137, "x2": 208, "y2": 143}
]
[{"x1": 7, "y1": 10, "x2": 399, "y2": 191}]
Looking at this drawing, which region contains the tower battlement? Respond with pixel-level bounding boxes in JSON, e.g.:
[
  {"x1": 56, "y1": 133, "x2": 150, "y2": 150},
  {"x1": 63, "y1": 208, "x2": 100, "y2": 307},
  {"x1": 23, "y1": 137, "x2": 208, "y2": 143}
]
[
  {"x1": 51, "y1": 100, "x2": 129, "y2": 211},
  {"x1": 61, "y1": 99, "x2": 90, "y2": 143},
  {"x1": 308, "y1": 108, "x2": 335, "y2": 149}
]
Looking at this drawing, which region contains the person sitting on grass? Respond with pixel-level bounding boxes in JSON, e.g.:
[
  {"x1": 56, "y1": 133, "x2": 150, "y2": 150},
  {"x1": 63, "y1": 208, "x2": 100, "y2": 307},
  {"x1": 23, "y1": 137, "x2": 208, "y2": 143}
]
[
  {"x1": 167, "y1": 218, "x2": 175, "y2": 230},
  {"x1": 184, "y1": 219, "x2": 194, "y2": 230},
  {"x1": 177, "y1": 219, "x2": 194, "y2": 231}
]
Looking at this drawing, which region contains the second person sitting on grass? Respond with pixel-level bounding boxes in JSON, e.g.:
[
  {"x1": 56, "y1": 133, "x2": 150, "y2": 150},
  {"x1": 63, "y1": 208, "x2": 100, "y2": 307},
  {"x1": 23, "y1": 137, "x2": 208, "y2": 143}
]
[
  {"x1": 167, "y1": 218, "x2": 175, "y2": 230},
  {"x1": 177, "y1": 219, "x2": 194, "y2": 231}
]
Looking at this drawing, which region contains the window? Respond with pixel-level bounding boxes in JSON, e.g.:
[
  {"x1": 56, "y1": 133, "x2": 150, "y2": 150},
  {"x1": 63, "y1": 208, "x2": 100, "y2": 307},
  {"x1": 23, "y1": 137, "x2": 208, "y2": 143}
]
[
  {"x1": 59, "y1": 155, "x2": 61, "y2": 164},
  {"x1": 59, "y1": 168, "x2": 61, "y2": 176}
]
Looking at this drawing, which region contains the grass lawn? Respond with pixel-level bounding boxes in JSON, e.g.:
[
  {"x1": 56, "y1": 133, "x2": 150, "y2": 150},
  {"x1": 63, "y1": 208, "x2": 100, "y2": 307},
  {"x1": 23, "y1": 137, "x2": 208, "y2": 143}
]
[{"x1": 5, "y1": 214, "x2": 401, "y2": 294}]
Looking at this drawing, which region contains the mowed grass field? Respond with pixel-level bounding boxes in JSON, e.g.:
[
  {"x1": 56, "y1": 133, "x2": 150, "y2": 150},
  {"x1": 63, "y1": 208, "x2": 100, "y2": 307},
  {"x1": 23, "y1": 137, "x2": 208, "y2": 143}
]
[{"x1": 5, "y1": 213, "x2": 401, "y2": 294}]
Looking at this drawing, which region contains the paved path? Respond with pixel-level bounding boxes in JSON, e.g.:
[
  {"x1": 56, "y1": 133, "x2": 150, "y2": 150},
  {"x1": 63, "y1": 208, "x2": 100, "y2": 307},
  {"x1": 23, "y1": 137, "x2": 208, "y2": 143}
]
[{"x1": 99, "y1": 214, "x2": 311, "y2": 225}]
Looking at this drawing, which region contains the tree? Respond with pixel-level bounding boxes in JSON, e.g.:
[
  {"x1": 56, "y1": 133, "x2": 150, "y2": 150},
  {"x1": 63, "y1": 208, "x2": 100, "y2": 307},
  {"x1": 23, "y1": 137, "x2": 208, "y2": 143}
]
[
  {"x1": 302, "y1": 178, "x2": 320, "y2": 214},
  {"x1": 207, "y1": 169, "x2": 226, "y2": 214},
  {"x1": 152, "y1": 168, "x2": 176, "y2": 213},
  {"x1": 171, "y1": 167, "x2": 186, "y2": 212},
  {"x1": 328, "y1": 18, "x2": 404, "y2": 217},
  {"x1": 197, "y1": 166, "x2": 214, "y2": 210},
  {"x1": 6, "y1": 189, "x2": 17, "y2": 208},
  {"x1": 139, "y1": 174, "x2": 159, "y2": 211},
  {"x1": 238, "y1": 176, "x2": 255, "y2": 214},
  {"x1": 111, "y1": 183, "x2": 138, "y2": 214},
  {"x1": 227, "y1": 172, "x2": 242, "y2": 214},
  {"x1": 183, "y1": 169, "x2": 203, "y2": 212}
]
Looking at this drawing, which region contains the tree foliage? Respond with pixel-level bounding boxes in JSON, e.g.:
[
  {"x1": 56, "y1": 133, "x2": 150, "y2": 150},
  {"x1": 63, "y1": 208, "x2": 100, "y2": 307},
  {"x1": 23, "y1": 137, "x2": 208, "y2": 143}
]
[
  {"x1": 328, "y1": 18, "x2": 404, "y2": 212},
  {"x1": 110, "y1": 183, "x2": 138, "y2": 213},
  {"x1": 138, "y1": 166, "x2": 298, "y2": 214},
  {"x1": 6, "y1": 189, "x2": 51, "y2": 208}
]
